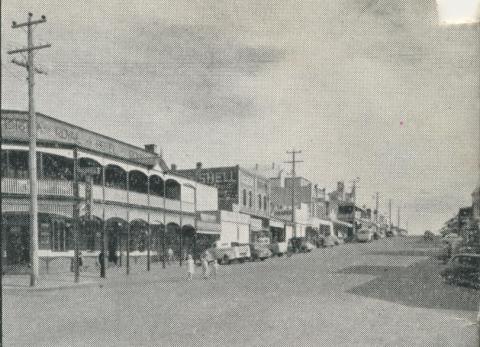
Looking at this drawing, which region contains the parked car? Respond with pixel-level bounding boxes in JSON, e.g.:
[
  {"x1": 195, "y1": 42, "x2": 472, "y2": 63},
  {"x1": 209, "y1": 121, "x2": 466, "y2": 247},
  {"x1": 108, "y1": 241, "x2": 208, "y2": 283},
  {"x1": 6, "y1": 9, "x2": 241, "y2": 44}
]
[
  {"x1": 356, "y1": 229, "x2": 372, "y2": 242},
  {"x1": 323, "y1": 234, "x2": 340, "y2": 247},
  {"x1": 442, "y1": 233, "x2": 463, "y2": 244},
  {"x1": 249, "y1": 244, "x2": 272, "y2": 261},
  {"x1": 424, "y1": 230, "x2": 435, "y2": 241},
  {"x1": 289, "y1": 237, "x2": 315, "y2": 253},
  {"x1": 206, "y1": 241, "x2": 251, "y2": 265},
  {"x1": 270, "y1": 241, "x2": 288, "y2": 256},
  {"x1": 440, "y1": 253, "x2": 480, "y2": 289}
]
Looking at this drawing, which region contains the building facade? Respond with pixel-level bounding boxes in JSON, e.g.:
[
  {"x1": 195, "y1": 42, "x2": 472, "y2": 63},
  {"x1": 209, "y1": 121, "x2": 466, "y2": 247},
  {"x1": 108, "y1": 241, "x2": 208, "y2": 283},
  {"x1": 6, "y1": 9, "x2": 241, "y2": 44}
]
[
  {"x1": 1, "y1": 110, "x2": 220, "y2": 272},
  {"x1": 176, "y1": 164, "x2": 289, "y2": 243}
]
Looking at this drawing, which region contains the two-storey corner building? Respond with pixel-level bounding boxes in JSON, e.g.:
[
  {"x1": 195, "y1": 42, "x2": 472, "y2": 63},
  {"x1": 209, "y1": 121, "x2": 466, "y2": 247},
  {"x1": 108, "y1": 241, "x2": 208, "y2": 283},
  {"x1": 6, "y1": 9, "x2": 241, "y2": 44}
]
[
  {"x1": 175, "y1": 163, "x2": 286, "y2": 244},
  {"x1": 1, "y1": 110, "x2": 220, "y2": 273}
]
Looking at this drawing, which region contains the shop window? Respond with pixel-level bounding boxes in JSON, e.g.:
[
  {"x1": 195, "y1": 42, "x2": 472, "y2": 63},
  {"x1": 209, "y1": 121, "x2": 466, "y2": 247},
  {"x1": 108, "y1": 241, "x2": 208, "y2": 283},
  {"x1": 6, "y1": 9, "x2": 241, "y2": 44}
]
[{"x1": 51, "y1": 221, "x2": 67, "y2": 252}]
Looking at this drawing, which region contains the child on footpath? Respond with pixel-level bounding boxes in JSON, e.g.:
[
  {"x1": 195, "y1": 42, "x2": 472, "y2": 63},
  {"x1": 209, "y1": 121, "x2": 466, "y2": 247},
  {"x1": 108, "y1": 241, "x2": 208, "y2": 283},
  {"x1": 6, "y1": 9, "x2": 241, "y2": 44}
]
[
  {"x1": 186, "y1": 254, "x2": 195, "y2": 280},
  {"x1": 201, "y1": 255, "x2": 210, "y2": 279},
  {"x1": 212, "y1": 259, "x2": 219, "y2": 279}
]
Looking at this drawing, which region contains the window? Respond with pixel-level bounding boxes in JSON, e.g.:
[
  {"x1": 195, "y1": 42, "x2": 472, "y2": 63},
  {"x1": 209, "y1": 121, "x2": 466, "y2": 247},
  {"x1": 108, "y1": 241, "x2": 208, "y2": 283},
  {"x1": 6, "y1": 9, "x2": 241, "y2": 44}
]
[
  {"x1": 264, "y1": 196, "x2": 267, "y2": 210},
  {"x1": 51, "y1": 221, "x2": 66, "y2": 252},
  {"x1": 258, "y1": 194, "x2": 262, "y2": 209},
  {"x1": 243, "y1": 189, "x2": 247, "y2": 206},
  {"x1": 249, "y1": 191, "x2": 252, "y2": 208}
]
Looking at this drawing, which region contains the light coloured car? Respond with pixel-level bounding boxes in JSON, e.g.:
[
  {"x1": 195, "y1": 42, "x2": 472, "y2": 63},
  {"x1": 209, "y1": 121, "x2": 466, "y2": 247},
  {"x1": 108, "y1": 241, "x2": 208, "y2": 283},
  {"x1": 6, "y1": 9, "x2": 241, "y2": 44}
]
[
  {"x1": 323, "y1": 234, "x2": 339, "y2": 247},
  {"x1": 356, "y1": 229, "x2": 372, "y2": 242}
]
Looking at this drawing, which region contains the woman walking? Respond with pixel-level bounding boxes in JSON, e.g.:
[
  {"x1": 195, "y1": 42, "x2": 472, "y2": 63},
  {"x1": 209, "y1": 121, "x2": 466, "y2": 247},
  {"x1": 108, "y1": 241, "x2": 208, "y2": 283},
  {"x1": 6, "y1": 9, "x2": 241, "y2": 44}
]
[
  {"x1": 186, "y1": 254, "x2": 195, "y2": 280},
  {"x1": 201, "y1": 255, "x2": 210, "y2": 279},
  {"x1": 212, "y1": 259, "x2": 219, "y2": 279}
]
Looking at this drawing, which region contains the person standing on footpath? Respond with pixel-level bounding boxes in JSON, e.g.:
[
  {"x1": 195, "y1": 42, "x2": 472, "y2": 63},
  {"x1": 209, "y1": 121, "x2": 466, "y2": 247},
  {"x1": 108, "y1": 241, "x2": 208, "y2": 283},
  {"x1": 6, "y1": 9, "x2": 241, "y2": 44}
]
[
  {"x1": 212, "y1": 259, "x2": 219, "y2": 279},
  {"x1": 201, "y1": 255, "x2": 210, "y2": 279},
  {"x1": 167, "y1": 247, "x2": 174, "y2": 265},
  {"x1": 186, "y1": 254, "x2": 195, "y2": 280}
]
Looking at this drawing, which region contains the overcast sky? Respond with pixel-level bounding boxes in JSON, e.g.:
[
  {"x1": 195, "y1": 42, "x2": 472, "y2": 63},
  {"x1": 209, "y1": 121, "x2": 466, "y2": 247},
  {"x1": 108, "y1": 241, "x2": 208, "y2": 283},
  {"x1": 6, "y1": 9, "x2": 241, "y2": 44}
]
[{"x1": 2, "y1": 0, "x2": 479, "y2": 234}]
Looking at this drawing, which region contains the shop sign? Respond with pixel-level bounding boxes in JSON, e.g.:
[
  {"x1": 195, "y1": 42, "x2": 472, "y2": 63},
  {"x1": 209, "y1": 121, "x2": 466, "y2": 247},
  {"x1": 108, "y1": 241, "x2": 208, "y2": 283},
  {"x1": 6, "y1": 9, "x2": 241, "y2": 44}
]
[{"x1": 2, "y1": 111, "x2": 154, "y2": 160}]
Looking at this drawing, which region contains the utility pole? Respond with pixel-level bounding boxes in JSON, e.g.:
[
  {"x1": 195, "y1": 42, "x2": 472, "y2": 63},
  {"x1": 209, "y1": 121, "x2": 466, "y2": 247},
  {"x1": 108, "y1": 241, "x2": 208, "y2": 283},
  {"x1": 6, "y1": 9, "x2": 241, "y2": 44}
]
[
  {"x1": 8, "y1": 13, "x2": 51, "y2": 287},
  {"x1": 389, "y1": 199, "x2": 392, "y2": 230},
  {"x1": 285, "y1": 149, "x2": 302, "y2": 237},
  {"x1": 350, "y1": 178, "x2": 360, "y2": 239},
  {"x1": 397, "y1": 206, "x2": 401, "y2": 231}
]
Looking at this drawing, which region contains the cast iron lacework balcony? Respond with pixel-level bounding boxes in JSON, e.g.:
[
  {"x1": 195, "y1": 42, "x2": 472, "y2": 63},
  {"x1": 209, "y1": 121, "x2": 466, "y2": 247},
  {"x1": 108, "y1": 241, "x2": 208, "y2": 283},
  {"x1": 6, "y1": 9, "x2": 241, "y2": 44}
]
[
  {"x1": 1, "y1": 149, "x2": 189, "y2": 212},
  {"x1": 2, "y1": 176, "x2": 191, "y2": 213}
]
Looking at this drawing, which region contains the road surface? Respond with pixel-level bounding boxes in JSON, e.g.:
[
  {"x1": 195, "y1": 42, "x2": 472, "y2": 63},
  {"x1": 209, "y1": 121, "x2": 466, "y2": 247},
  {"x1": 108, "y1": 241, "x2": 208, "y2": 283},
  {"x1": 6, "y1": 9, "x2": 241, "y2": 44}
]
[{"x1": 4, "y1": 237, "x2": 479, "y2": 346}]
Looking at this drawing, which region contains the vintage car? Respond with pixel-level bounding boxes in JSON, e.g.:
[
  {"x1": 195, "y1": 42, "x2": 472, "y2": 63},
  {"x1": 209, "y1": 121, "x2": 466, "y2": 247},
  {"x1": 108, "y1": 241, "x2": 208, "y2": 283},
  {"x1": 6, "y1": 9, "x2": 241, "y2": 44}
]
[
  {"x1": 440, "y1": 253, "x2": 480, "y2": 289},
  {"x1": 423, "y1": 230, "x2": 435, "y2": 241},
  {"x1": 289, "y1": 237, "x2": 315, "y2": 253},
  {"x1": 206, "y1": 241, "x2": 251, "y2": 265},
  {"x1": 249, "y1": 243, "x2": 272, "y2": 261},
  {"x1": 270, "y1": 241, "x2": 288, "y2": 256},
  {"x1": 356, "y1": 229, "x2": 373, "y2": 242}
]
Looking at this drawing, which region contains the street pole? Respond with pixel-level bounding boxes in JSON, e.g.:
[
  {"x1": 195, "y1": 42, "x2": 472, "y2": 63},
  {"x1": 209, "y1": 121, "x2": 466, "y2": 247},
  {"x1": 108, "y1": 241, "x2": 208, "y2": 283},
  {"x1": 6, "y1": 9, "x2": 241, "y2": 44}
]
[
  {"x1": 375, "y1": 192, "x2": 379, "y2": 234},
  {"x1": 352, "y1": 181, "x2": 357, "y2": 238},
  {"x1": 397, "y1": 206, "x2": 401, "y2": 231},
  {"x1": 73, "y1": 148, "x2": 80, "y2": 283},
  {"x1": 162, "y1": 177, "x2": 167, "y2": 268},
  {"x1": 389, "y1": 199, "x2": 392, "y2": 230},
  {"x1": 285, "y1": 149, "x2": 302, "y2": 238},
  {"x1": 8, "y1": 13, "x2": 51, "y2": 287}
]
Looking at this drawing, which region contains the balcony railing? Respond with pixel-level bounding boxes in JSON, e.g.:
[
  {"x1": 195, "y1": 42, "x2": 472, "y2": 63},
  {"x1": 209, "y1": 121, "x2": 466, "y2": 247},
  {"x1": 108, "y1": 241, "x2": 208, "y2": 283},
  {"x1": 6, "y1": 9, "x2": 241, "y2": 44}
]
[
  {"x1": 182, "y1": 201, "x2": 195, "y2": 213},
  {"x1": 104, "y1": 187, "x2": 128, "y2": 203},
  {"x1": 2, "y1": 178, "x2": 30, "y2": 194},
  {"x1": 2, "y1": 178, "x2": 73, "y2": 196},
  {"x1": 129, "y1": 191, "x2": 148, "y2": 206},
  {"x1": 165, "y1": 198, "x2": 181, "y2": 211},
  {"x1": 2, "y1": 178, "x2": 190, "y2": 213}
]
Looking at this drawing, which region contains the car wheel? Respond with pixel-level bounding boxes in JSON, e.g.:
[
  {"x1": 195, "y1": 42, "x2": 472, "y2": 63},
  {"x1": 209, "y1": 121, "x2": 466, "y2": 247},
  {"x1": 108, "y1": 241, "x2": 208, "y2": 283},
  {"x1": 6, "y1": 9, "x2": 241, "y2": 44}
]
[
  {"x1": 260, "y1": 258, "x2": 266, "y2": 261},
  {"x1": 221, "y1": 255, "x2": 230, "y2": 265},
  {"x1": 239, "y1": 258, "x2": 245, "y2": 263}
]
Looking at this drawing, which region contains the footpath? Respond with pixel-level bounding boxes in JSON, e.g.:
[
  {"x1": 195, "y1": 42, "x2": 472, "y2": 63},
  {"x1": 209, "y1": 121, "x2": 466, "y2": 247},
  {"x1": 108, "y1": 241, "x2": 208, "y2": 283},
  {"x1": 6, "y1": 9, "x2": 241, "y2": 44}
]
[{"x1": 3, "y1": 261, "x2": 187, "y2": 293}]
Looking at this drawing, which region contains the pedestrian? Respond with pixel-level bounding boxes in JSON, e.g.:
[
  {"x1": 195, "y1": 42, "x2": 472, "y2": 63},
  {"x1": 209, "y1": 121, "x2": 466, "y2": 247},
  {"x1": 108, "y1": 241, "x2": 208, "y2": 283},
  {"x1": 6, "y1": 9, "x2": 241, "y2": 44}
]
[
  {"x1": 212, "y1": 259, "x2": 219, "y2": 279},
  {"x1": 97, "y1": 251, "x2": 104, "y2": 268},
  {"x1": 201, "y1": 255, "x2": 210, "y2": 279},
  {"x1": 186, "y1": 254, "x2": 195, "y2": 280},
  {"x1": 167, "y1": 247, "x2": 174, "y2": 265}
]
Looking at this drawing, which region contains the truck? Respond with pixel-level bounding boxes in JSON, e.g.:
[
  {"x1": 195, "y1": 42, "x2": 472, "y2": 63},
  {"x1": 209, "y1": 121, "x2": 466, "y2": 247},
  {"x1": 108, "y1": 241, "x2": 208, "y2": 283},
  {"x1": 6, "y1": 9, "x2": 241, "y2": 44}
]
[{"x1": 206, "y1": 241, "x2": 251, "y2": 265}]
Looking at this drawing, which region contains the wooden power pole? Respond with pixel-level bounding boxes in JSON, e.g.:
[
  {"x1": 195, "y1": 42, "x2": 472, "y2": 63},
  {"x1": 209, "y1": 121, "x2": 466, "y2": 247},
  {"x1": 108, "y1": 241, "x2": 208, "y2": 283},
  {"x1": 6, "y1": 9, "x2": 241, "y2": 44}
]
[
  {"x1": 8, "y1": 13, "x2": 51, "y2": 287},
  {"x1": 285, "y1": 149, "x2": 302, "y2": 237}
]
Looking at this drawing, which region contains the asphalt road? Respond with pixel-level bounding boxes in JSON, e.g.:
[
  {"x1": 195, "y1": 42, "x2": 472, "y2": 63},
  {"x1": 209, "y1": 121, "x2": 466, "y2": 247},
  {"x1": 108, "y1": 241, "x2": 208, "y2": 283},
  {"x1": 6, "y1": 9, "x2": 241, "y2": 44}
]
[{"x1": 4, "y1": 237, "x2": 479, "y2": 346}]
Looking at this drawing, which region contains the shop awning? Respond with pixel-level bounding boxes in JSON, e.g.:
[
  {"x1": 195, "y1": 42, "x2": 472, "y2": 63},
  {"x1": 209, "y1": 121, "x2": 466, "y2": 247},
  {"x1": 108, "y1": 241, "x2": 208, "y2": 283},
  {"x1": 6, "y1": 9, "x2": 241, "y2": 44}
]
[
  {"x1": 250, "y1": 217, "x2": 264, "y2": 231},
  {"x1": 331, "y1": 219, "x2": 353, "y2": 228},
  {"x1": 318, "y1": 219, "x2": 332, "y2": 226},
  {"x1": 269, "y1": 219, "x2": 284, "y2": 228},
  {"x1": 196, "y1": 220, "x2": 221, "y2": 235}
]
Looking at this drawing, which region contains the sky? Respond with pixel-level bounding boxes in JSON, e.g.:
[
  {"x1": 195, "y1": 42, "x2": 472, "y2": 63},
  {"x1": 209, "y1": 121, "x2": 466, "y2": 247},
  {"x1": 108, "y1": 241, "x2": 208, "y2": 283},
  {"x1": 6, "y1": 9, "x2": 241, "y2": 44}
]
[{"x1": 2, "y1": 0, "x2": 479, "y2": 234}]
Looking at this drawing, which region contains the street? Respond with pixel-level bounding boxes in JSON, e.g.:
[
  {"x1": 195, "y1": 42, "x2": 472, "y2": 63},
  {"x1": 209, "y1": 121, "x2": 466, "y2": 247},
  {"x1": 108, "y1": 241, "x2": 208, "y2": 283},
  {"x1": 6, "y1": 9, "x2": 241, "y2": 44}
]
[{"x1": 4, "y1": 237, "x2": 479, "y2": 346}]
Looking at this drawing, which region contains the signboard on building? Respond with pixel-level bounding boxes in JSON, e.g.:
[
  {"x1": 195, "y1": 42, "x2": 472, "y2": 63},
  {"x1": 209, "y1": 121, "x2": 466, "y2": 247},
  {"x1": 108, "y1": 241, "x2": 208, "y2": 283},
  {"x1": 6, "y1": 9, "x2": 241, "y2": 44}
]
[{"x1": 1, "y1": 111, "x2": 156, "y2": 161}]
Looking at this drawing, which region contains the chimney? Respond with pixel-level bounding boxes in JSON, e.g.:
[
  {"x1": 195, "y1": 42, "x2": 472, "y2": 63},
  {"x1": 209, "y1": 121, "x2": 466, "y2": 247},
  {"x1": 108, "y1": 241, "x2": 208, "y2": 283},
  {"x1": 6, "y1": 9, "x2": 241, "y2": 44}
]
[
  {"x1": 171, "y1": 163, "x2": 177, "y2": 171},
  {"x1": 272, "y1": 162, "x2": 275, "y2": 169},
  {"x1": 255, "y1": 163, "x2": 259, "y2": 170},
  {"x1": 144, "y1": 144, "x2": 157, "y2": 154}
]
